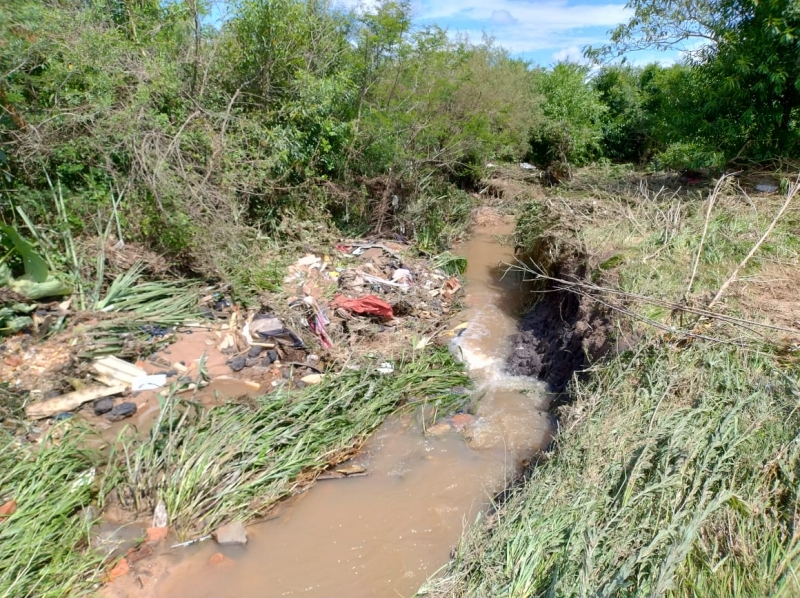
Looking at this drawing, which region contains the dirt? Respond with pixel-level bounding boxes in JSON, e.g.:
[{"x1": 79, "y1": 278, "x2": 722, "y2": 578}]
[{"x1": 507, "y1": 254, "x2": 620, "y2": 395}]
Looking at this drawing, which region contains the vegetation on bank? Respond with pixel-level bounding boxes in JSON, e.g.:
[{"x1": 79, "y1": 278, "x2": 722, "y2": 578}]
[
  {"x1": 419, "y1": 167, "x2": 800, "y2": 596},
  {"x1": 1, "y1": 348, "x2": 468, "y2": 596}
]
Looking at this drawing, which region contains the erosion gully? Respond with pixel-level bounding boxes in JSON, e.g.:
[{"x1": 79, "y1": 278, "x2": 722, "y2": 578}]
[{"x1": 119, "y1": 222, "x2": 553, "y2": 598}]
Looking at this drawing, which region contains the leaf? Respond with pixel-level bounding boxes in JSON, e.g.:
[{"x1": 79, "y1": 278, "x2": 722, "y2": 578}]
[{"x1": 0, "y1": 224, "x2": 48, "y2": 283}]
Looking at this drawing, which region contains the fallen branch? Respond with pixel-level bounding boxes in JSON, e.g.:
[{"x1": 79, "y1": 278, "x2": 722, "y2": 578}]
[{"x1": 707, "y1": 175, "x2": 799, "y2": 310}]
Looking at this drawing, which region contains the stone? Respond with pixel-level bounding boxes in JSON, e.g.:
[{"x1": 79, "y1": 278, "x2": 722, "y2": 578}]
[
  {"x1": 105, "y1": 557, "x2": 130, "y2": 582},
  {"x1": 214, "y1": 521, "x2": 248, "y2": 546},
  {"x1": 266, "y1": 350, "x2": 279, "y2": 363},
  {"x1": 247, "y1": 346, "x2": 263, "y2": 358},
  {"x1": 300, "y1": 374, "x2": 324, "y2": 385},
  {"x1": 208, "y1": 552, "x2": 235, "y2": 567},
  {"x1": 152, "y1": 500, "x2": 168, "y2": 528},
  {"x1": 451, "y1": 413, "x2": 475, "y2": 432},
  {"x1": 425, "y1": 422, "x2": 452, "y2": 437},
  {"x1": 227, "y1": 355, "x2": 247, "y2": 372},
  {"x1": 93, "y1": 397, "x2": 114, "y2": 415},
  {"x1": 145, "y1": 526, "x2": 169, "y2": 544},
  {"x1": 106, "y1": 402, "x2": 137, "y2": 422}
]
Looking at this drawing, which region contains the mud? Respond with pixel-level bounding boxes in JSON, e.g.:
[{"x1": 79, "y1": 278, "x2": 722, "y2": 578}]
[{"x1": 507, "y1": 263, "x2": 616, "y2": 394}]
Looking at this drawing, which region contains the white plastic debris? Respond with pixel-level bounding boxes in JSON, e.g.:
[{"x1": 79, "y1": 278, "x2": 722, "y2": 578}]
[
  {"x1": 131, "y1": 374, "x2": 167, "y2": 391},
  {"x1": 520, "y1": 162, "x2": 537, "y2": 170},
  {"x1": 377, "y1": 362, "x2": 395, "y2": 375}
]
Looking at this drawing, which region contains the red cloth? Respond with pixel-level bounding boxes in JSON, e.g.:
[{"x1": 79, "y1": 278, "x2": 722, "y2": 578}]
[{"x1": 333, "y1": 294, "x2": 394, "y2": 319}]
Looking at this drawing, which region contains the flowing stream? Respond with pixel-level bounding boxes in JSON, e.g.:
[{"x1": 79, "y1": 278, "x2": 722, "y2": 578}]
[{"x1": 142, "y1": 222, "x2": 552, "y2": 597}]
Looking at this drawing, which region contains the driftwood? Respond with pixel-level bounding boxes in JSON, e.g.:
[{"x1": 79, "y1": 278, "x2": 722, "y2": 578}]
[{"x1": 25, "y1": 384, "x2": 127, "y2": 420}]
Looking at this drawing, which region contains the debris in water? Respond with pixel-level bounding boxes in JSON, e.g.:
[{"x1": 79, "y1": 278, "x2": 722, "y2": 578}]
[
  {"x1": 214, "y1": 521, "x2": 248, "y2": 546},
  {"x1": 335, "y1": 465, "x2": 366, "y2": 476}
]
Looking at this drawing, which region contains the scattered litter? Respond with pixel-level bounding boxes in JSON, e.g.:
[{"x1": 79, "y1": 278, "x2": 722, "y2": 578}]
[
  {"x1": 377, "y1": 362, "x2": 394, "y2": 375},
  {"x1": 755, "y1": 182, "x2": 779, "y2": 193},
  {"x1": 301, "y1": 374, "x2": 324, "y2": 385},
  {"x1": 26, "y1": 384, "x2": 127, "y2": 420},
  {"x1": 333, "y1": 295, "x2": 394, "y2": 320},
  {"x1": 520, "y1": 162, "x2": 537, "y2": 170},
  {"x1": 131, "y1": 374, "x2": 167, "y2": 391},
  {"x1": 214, "y1": 521, "x2": 248, "y2": 546},
  {"x1": 170, "y1": 535, "x2": 212, "y2": 549},
  {"x1": 92, "y1": 356, "x2": 147, "y2": 387},
  {"x1": 106, "y1": 402, "x2": 137, "y2": 422},
  {"x1": 392, "y1": 268, "x2": 412, "y2": 284},
  {"x1": 244, "y1": 313, "x2": 304, "y2": 348}
]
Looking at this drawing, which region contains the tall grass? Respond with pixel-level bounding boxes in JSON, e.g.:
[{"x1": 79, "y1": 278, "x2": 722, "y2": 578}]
[
  {"x1": 420, "y1": 168, "x2": 800, "y2": 597},
  {"x1": 106, "y1": 348, "x2": 470, "y2": 538},
  {"x1": 0, "y1": 427, "x2": 104, "y2": 598},
  {"x1": 420, "y1": 344, "x2": 800, "y2": 597}
]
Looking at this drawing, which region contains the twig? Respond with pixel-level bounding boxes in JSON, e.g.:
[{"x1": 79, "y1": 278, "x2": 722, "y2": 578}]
[
  {"x1": 687, "y1": 174, "x2": 728, "y2": 298},
  {"x1": 707, "y1": 175, "x2": 798, "y2": 310}
]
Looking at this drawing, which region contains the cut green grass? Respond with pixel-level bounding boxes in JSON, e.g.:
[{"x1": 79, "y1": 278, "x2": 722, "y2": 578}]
[{"x1": 106, "y1": 347, "x2": 470, "y2": 538}]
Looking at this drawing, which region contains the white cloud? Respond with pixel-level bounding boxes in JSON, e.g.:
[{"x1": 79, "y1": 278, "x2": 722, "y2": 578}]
[
  {"x1": 490, "y1": 9, "x2": 518, "y2": 26},
  {"x1": 551, "y1": 45, "x2": 588, "y2": 63}
]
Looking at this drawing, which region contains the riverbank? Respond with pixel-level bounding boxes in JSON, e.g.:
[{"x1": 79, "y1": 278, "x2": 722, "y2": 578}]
[{"x1": 419, "y1": 165, "x2": 800, "y2": 596}]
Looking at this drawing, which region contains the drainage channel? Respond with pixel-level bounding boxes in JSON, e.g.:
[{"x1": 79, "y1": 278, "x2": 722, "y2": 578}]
[{"x1": 127, "y1": 222, "x2": 552, "y2": 598}]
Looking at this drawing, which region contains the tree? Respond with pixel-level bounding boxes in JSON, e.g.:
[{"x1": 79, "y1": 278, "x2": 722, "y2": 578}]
[{"x1": 592, "y1": 0, "x2": 800, "y2": 160}]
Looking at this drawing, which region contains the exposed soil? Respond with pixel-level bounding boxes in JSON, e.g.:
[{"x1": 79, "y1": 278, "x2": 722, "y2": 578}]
[{"x1": 507, "y1": 255, "x2": 622, "y2": 395}]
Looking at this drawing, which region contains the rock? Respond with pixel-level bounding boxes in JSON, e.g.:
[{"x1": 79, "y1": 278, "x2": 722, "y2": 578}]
[
  {"x1": 294, "y1": 381, "x2": 307, "y2": 390},
  {"x1": 450, "y1": 386, "x2": 470, "y2": 396},
  {"x1": 208, "y1": 552, "x2": 235, "y2": 567},
  {"x1": 282, "y1": 369, "x2": 291, "y2": 379},
  {"x1": 92, "y1": 522, "x2": 147, "y2": 559},
  {"x1": 93, "y1": 397, "x2": 115, "y2": 416},
  {"x1": 451, "y1": 413, "x2": 474, "y2": 432},
  {"x1": 245, "y1": 357, "x2": 261, "y2": 368},
  {"x1": 106, "y1": 557, "x2": 130, "y2": 582},
  {"x1": 266, "y1": 350, "x2": 279, "y2": 363},
  {"x1": 227, "y1": 355, "x2": 247, "y2": 372},
  {"x1": 54, "y1": 412, "x2": 72, "y2": 421},
  {"x1": 106, "y1": 402, "x2": 137, "y2": 422},
  {"x1": 214, "y1": 521, "x2": 248, "y2": 546},
  {"x1": 152, "y1": 500, "x2": 168, "y2": 528},
  {"x1": 300, "y1": 374, "x2": 324, "y2": 385},
  {"x1": 247, "y1": 346, "x2": 263, "y2": 358},
  {"x1": 145, "y1": 526, "x2": 169, "y2": 543},
  {"x1": 425, "y1": 422, "x2": 452, "y2": 437}
]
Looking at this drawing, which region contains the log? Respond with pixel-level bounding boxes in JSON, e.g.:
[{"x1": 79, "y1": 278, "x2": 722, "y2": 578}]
[{"x1": 25, "y1": 384, "x2": 127, "y2": 420}]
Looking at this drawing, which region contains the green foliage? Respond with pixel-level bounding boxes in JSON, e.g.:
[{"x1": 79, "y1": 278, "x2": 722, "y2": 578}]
[
  {"x1": 529, "y1": 63, "x2": 606, "y2": 166},
  {"x1": 594, "y1": 0, "x2": 800, "y2": 162}
]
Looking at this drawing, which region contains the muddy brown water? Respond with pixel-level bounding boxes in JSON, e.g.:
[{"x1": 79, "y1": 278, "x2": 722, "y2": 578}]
[{"x1": 128, "y1": 223, "x2": 552, "y2": 598}]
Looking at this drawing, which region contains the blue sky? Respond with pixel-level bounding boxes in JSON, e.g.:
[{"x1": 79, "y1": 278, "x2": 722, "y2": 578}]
[{"x1": 338, "y1": 0, "x2": 680, "y2": 67}]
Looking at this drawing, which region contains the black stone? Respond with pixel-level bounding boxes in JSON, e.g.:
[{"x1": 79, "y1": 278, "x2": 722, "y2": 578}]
[
  {"x1": 266, "y1": 350, "x2": 279, "y2": 363},
  {"x1": 94, "y1": 397, "x2": 114, "y2": 415},
  {"x1": 227, "y1": 355, "x2": 247, "y2": 372},
  {"x1": 247, "y1": 346, "x2": 263, "y2": 358},
  {"x1": 106, "y1": 402, "x2": 137, "y2": 422}
]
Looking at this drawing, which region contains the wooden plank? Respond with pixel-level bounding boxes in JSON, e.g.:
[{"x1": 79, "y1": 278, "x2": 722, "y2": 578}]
[{"x1": 25, "y1": 384, "x2": 127, "y2": 420}]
